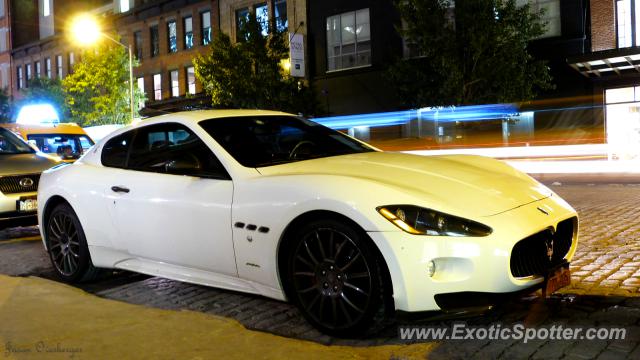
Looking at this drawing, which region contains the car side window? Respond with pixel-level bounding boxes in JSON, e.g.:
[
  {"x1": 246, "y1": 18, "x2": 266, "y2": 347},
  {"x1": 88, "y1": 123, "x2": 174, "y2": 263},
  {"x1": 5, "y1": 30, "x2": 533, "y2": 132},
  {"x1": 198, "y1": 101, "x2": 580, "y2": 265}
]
[
  {"x1": 127, "y1": 123, "x2": 230, "y2": 179},
  {"x1": 102, "y1": 131, "x2": 134, "y2": 168}
]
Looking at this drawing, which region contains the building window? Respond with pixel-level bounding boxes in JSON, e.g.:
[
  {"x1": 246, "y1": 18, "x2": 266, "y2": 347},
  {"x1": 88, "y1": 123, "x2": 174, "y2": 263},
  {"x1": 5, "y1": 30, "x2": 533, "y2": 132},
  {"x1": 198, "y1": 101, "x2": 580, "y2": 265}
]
[
  {"x1": 201, "y1": 11, "x2": 211, "y2": 45},
  {"x1": 153, "y1": 73, "x2": 162, "y2": 100},
  {"x1": 150, "y1": 25, "x2": 159, "y2": 57},
  {"x1": 614, "y1": 0, "x2": 640, "y2": 47},
  {"x1": 134, "y1": 31, "x2": 143, "y2": 60},
  {"x1": 274, "y1": 0, "x2": 288, "y2": 32},
  {"x1": 120, "y1": 0, "x2": 130, "y2": 13},
  {"x1": 326, "y1": 8, "x2": 371, "y2": 72},
  {"x1": 45, "y1": 58, "x2": 51, "y2": 78},
  {"x1": 170, "y1": 70, "x2": 179, "y2": 97},
  {"x1": 69, "y1": 52, "x2": 75, "y2": 68},
  {"x1": 26, "y1": 64, "x2": 32, "y2": 83},
  {"x1": 43, "y1": 0, "x2": 50, "y2": 17},
  {"x1": 186, "y1": 66, "x2": 196, "y2": 95},
  {"x1": 235, "y1": 8, "x2": 250, "y2": 41},
  {"x1": 17, "y1": 66, "x2": 23, "y2": 89},
  {"x1": 254, "y1": 3, "x2": 269, "y2": 36},
  {"x1": 137, "y1": 77, "x2": 145, "y2": 108},
  {"x1": 35, "y1": 62, "x2": 41, "y2": 78},
  {"x1": 56, "y1": 55, "x2": 62, "y2": 78},
  {"x1": 167, "y1": 20, "x2": 177, "y2": 53},
  {"x1": 184, "y1": 16, "x2": 193, "y2": 49}
]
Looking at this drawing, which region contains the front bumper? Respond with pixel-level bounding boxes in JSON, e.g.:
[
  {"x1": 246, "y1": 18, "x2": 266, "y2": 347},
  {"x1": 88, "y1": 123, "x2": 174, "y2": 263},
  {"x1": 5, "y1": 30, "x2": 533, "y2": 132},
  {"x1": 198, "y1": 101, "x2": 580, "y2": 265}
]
[
  {"x1": 368, "y1": 194, "x2": 578, "y2": 312},
  {"x1": 0, "y1": 191, "x2": 39, "y2": 231}
]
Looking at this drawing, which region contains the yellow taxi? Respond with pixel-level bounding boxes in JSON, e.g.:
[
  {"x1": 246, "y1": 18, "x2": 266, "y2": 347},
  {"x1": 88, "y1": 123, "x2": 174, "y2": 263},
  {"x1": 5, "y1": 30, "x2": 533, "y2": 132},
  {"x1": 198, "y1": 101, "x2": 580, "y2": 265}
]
[{"x1": 0, "y1": 123, "x2": 94, "y2": 162}]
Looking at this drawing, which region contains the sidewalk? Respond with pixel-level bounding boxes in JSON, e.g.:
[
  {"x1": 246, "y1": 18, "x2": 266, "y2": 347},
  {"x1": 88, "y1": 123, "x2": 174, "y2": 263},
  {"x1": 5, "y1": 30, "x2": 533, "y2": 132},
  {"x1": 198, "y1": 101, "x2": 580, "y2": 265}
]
[{"x1": 0, "y1": 274, "x2": 435, "y2": 359}]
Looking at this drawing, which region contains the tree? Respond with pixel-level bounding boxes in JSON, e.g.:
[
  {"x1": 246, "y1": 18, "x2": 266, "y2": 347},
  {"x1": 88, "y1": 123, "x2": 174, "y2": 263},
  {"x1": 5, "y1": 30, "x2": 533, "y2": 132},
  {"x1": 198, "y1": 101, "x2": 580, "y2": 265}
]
[
  {"x1": 62, "y1": 40, "x2": 144, "y2": 126},
  {"x1": 19, "y1": 77, "x2": 69, "y2": 121},
  {"x1": 388, "y1": 0, "x2": 553, "y2": 108},
  {"x1": 193, "y1": 14, "x2": 318, "y2": 115}
]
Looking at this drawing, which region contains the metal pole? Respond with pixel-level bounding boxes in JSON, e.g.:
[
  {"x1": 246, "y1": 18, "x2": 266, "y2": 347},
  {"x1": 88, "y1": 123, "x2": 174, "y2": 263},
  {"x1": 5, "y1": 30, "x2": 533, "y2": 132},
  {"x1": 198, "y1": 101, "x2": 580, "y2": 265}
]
[{"x1": 128, "y1": 45, "x2": 134, "y2": 123}]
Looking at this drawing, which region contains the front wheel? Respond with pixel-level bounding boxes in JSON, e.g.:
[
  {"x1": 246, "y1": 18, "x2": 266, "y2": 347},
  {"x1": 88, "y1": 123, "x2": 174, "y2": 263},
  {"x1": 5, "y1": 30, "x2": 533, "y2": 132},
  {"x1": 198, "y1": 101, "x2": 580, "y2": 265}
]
[
  {"x1": 45, "y1": 203, "x2": 102, "y2": 283},
  {"x1": 285, "y1": 219, "x2": 391, "y2": 337}
]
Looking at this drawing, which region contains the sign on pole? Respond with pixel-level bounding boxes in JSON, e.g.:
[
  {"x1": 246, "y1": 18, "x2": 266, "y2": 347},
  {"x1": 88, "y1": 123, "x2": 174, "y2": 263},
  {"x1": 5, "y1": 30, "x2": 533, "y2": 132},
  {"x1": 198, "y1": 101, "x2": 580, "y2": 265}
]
[{"x1": 289, "y1": 33, "x2": 305, "y2": 77}]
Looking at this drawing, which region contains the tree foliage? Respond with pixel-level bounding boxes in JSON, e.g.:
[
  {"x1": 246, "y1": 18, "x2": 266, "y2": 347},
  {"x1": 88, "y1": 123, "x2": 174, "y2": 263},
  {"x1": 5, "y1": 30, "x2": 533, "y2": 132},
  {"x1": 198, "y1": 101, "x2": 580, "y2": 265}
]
[
  {"x1": 20, "y1": 77, "x2": 69, "y2": 121},
  {"x1": 388, "y1": 0, "x2": 553, "y2": 107},
  {"x1": 62, "y1": 40, "x2": 144, "y2": 126},
  {"x1": 193, "y1": 14, "x2": 318, "y2": 115}
]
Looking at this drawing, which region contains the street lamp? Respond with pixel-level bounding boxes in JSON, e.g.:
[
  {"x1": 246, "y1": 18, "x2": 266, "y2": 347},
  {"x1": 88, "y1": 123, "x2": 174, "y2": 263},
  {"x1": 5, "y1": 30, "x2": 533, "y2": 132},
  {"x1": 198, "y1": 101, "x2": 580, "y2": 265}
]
[{"x1": 70, "y1": 14, "x2": 135, "y2": 123}]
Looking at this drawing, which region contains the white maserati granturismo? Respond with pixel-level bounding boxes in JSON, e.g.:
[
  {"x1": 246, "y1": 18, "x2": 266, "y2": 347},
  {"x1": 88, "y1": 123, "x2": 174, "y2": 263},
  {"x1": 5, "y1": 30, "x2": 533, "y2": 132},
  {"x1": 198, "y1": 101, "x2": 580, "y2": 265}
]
[{"x1": 38, "y1": 110, "x2": 578, "y2": 336}]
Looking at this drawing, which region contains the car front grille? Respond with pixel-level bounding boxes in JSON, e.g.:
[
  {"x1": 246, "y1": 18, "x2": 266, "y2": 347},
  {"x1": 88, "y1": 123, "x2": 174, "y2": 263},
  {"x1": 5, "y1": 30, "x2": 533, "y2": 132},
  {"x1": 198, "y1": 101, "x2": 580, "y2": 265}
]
[
  {"x1": 0, "y1": 174, "x2": 40, "y2": 194},
  {"x1": 510, "y1": 217, "x2": 577, "y2": 278}
]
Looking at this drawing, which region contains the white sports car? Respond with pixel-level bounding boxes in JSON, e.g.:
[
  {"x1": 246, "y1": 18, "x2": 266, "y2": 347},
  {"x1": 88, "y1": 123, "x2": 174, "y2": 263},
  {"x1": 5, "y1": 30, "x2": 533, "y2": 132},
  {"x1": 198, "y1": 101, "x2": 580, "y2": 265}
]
[{"x1": 38, "y1": 110, "x2": 578, "y2": 336}]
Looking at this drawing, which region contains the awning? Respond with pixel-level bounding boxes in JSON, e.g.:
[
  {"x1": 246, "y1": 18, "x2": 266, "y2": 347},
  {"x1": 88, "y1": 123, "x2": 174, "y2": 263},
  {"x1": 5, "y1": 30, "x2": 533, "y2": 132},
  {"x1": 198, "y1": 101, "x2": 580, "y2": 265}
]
[{"x1": 568, "y1": 47, "x2": 640, "y2": 78}]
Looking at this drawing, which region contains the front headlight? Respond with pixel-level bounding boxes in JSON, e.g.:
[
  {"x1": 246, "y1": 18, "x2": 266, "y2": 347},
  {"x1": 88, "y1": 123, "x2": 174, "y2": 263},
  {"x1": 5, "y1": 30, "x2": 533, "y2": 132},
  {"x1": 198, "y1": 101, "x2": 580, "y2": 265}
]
[{"x1": 377, "y1": 205, "x2": 492, "y2": 237}]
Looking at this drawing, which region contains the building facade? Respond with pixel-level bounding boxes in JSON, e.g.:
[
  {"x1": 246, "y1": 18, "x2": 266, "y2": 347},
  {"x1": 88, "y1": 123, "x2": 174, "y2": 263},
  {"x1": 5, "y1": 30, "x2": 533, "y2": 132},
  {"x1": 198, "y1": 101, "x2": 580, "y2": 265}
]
[{"x1": 0, "y1": 0, "x2": 11, "y2": 91}]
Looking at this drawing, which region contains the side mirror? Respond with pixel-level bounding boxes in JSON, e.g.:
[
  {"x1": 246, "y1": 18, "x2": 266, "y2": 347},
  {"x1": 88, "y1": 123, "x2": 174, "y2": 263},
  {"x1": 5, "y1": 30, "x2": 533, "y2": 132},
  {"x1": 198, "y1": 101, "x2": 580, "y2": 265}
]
[{"x1": 164, "y1": 156, "x2": 201, "y2": 175}]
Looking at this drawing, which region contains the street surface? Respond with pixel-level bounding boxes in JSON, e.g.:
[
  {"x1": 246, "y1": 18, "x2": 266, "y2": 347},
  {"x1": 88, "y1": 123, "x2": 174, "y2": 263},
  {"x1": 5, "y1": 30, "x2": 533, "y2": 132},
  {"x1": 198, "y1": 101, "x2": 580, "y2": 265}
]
[{"x1": 2, "y1": 183, "x2": 640, "y2": 358}]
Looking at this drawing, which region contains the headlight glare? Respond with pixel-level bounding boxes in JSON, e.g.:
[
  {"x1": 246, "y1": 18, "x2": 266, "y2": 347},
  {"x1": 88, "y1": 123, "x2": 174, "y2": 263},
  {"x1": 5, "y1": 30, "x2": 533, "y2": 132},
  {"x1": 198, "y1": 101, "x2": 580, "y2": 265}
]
[{"x1": 377, "y1": 205, "x2": 492, "y2": 237}]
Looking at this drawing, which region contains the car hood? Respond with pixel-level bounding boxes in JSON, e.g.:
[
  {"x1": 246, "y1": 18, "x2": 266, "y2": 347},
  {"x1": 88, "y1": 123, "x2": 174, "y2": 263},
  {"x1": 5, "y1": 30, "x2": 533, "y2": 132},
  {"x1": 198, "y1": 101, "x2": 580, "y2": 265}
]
[
  {"x1": 257, "y1": 152, "x2": 552, "y2": 217},
  {"x1": 0, "y1": 153, "x2": 60, "y2": 176}
]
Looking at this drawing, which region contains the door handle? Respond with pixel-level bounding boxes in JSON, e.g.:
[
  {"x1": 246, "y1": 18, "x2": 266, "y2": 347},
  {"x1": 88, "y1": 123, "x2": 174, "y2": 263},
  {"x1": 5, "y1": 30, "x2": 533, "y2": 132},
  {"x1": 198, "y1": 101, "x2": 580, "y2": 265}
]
[{"x1": 111, "y1": 186, "x2": 130, "y2": 193}]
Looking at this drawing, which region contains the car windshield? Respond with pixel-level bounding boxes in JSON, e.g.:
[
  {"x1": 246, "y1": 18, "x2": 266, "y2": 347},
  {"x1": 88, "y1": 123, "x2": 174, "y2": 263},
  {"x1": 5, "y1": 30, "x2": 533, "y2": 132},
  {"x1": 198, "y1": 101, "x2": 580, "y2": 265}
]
[
  {"x1": 27, "y1": 134, "x2": 94, "y2": 160},
  {"x1": 200, "y1": 116, "x2": 376, "y2": 167},
  {"x1": 0, "y1": 128, "x2": 35, "y2": 155}
]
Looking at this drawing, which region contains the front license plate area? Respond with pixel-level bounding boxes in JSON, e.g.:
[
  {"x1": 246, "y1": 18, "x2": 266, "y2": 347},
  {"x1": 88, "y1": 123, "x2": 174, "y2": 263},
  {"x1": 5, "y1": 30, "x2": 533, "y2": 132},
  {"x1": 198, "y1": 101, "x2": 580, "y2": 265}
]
[
  {"x1": 543, "y1": 263, "x2": 571, "y2": 297},
  {"x1": 16, "y1": 196, "x2": 37, "y2": 213}
]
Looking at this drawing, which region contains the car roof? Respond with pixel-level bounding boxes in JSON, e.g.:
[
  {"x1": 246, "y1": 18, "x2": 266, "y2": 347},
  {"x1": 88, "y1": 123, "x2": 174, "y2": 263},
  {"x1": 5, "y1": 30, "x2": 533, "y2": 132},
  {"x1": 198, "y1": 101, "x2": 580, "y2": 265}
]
[
  {"x1": 1, "y1": 123, "x2": 88, "y2": 136},
  {"x1": 139, "y1": 109, "x2": 296, "y2": 125}
]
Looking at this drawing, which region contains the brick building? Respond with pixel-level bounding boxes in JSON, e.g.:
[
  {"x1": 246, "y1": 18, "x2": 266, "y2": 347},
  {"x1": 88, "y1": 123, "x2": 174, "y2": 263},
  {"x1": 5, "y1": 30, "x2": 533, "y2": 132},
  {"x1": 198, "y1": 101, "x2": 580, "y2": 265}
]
[
  {"x1": 567, "y1": 0, "x2": 640, "y2": 159},
  {"x1": 9, "y1": 0, "x2": 305, "y2": 116}
]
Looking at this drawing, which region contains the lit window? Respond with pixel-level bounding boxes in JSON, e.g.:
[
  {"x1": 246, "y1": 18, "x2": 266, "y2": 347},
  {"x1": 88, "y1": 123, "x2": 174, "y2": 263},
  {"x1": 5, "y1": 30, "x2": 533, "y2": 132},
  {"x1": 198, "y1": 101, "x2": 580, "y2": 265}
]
[
  {"x1": 17, "y1": 66, "x2": 23, "y2": 89},
  {"x1": 186, "y1": 66, "x2": 196, "y2": 95},
  {"x1": 45, "y1": 58, "x2": 51, "y2": 78},
  {"x1": 235, "y1": 8, "x2": 250, "y2": 41},
  {"x1": 274, "y1": 0, "x2": 288, "y2": 32},
  {"x1": 201, "y1": 11, "x2": 211, "y2": 45},
  {"x1": 56, "y1": 55, "x2": 62, "y2": 78},
  {"x1": 153, "y1": 73, "x2": 162, "y2": 100},
  {"x1": 255, "y1": 3, "x2": 269, "y2": 36},
  {"x1": 326, "y1": 8, "x2": 371, "y2": 71},
  {"x1": 167, "y1": 20, "x2": 177, "y2": 53},
  {"x1": 170, "y1": 70, "x2": 179, "y2": 97},
  {"x1": 69, "y1": 52, "x2": 75, "y2": 67},
  {"x1": 137, "y1": 77, "x2": 145, "y2": 108},
  {"x1": 184, "y1": 16, "x2": 193, "y2": 49},
  {"x1": 26, "y1": 64, "x2": 31, "y2": 82},
  {"x1": 35, "y1": 62, "x2": 41, "y2": 78},
  {"x1": 120, "y1": 0, "x2": 130, "y2": 13},
  {"x1": 43, "y1": 0, "x2": 50, "y2": 17},
  {"x1": 615, "y1": 0, "x2": 636, "y2": 47}
]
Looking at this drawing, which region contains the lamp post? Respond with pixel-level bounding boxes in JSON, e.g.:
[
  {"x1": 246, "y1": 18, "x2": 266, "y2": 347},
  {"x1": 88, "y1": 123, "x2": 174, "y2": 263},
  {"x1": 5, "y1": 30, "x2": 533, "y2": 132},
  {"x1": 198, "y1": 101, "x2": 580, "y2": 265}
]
[{"x1": 70, "y1": 15, "x2": 135, "y2": 123}]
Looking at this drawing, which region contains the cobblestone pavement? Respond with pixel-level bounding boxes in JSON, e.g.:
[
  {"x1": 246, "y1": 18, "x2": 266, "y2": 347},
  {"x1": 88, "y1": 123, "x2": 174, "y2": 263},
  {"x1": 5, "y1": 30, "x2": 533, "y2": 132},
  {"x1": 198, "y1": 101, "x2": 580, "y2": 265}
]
[{"x1": 2, "y1": 184, "x2": 640, "y2": 358}]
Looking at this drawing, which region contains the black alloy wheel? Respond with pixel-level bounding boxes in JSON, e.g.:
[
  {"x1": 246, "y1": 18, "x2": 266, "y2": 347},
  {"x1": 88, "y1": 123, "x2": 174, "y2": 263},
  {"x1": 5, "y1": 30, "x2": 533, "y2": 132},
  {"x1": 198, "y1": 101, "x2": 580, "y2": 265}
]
[
  {"x1": 46, "y1": 203, "x2": 102, "y2": 283},
  {"x1": 286, "y1": 219, "x2": 390, "y2": 337}
]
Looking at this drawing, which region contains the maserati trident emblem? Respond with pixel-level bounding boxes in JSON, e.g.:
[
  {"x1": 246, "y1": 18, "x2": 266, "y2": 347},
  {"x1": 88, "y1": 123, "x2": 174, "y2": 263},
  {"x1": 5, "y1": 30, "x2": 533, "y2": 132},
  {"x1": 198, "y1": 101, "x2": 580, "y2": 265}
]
[
  {"x1": 537, "y1": 206, "x2": 549, "y2": 215},
  {"x1": 19, "y1": 178, "x2": 34, "y2": 188},
  {"x1": 545, "y1": 238, "x2": 554, "y2": 261}
]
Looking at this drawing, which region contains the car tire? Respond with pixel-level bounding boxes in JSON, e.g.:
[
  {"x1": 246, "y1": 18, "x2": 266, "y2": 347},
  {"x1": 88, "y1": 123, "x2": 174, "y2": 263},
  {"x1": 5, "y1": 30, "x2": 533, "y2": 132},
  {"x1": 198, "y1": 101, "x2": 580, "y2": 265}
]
[
  {"x1": 285, "y1": 218, "x2": 392, "y2": 337},
  {"x1": 45, "y1": 202, "x2": 102, "y2": 283}
]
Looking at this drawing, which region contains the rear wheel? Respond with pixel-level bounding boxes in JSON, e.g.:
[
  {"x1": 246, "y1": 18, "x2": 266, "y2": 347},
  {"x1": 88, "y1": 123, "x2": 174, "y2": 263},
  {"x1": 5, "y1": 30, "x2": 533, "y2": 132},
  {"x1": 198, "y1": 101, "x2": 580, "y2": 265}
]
[
  {"x1": 285, "y1": 219, "x2": 391, "y2": 337},
  {"x1": 45, "y1": 203, "x2": 102, "y2": 283}
]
